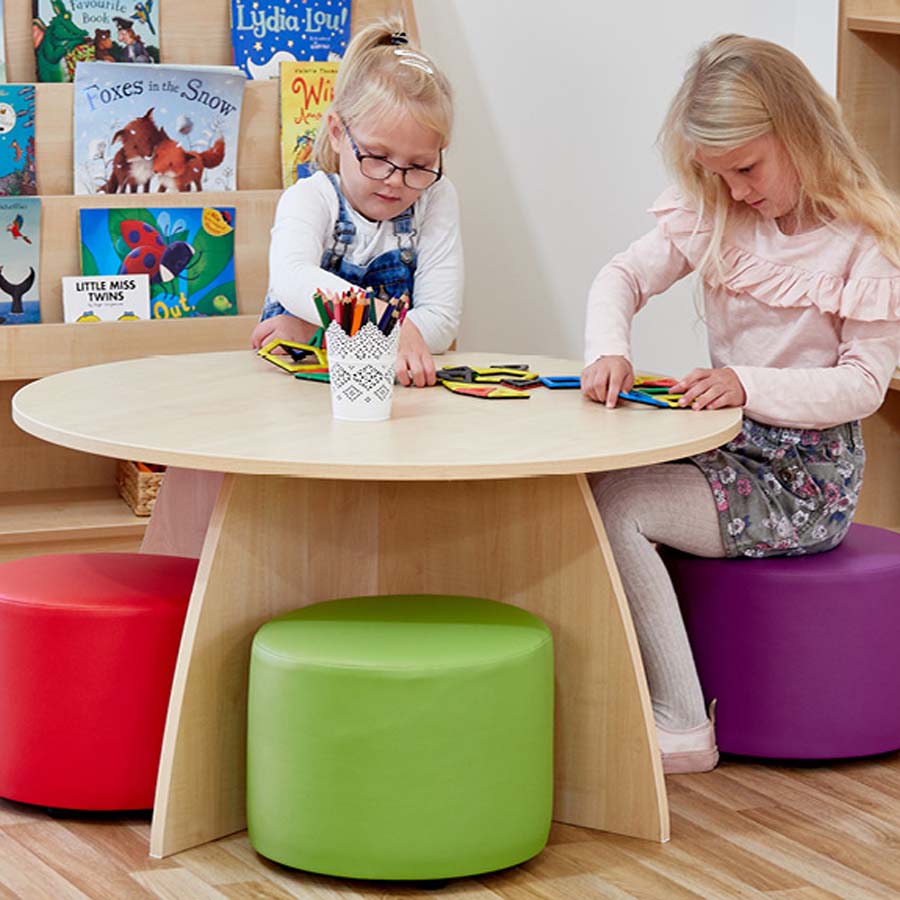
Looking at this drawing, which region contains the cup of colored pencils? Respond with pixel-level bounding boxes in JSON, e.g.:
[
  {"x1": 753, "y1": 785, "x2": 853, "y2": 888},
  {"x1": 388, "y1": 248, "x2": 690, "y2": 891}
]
[{"x1": 314, "y1": 287, "x2": 409, "y2": 421}]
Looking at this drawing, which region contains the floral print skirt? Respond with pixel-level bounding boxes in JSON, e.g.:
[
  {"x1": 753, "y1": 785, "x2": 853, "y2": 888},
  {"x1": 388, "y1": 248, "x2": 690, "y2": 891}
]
[{"x1": 687, "y1": 417, "x2": 865, "y2": 558}]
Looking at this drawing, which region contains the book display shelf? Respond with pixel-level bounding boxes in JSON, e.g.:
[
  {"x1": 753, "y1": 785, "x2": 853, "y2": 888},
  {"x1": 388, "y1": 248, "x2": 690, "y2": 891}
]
[
  {"x1": 0, "y1": 0, "x2": 417, "y2": 563},
  {"x1": 837, "y1": 0, "x2": 900, "y2": 533}
]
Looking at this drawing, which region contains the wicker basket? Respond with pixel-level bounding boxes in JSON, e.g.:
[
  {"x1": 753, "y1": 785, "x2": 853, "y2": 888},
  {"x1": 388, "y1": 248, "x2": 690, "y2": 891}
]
[{"x1": 116, "y1": 460, "x2": 166, "y2": 516}]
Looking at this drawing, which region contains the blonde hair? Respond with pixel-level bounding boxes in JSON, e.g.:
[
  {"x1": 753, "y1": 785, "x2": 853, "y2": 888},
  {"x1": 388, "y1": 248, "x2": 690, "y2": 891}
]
[
  {"x1": 659, "y1": 34, "x2": 900, "y2": 276},
  {"x1": 312, "y1": 17, "x2": 453, "y2": 173}
]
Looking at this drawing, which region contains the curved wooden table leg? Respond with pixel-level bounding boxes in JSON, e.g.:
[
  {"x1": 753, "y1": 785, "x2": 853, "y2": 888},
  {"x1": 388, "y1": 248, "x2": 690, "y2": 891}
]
[{"x1": 150, "y1": 471, "x2": 668, "y2": 858}]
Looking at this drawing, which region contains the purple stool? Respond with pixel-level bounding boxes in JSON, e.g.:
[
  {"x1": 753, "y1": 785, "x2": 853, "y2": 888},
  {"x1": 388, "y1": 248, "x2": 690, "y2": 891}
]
[{"x1": 661, "y1": 524, "x2": 900, "y2": 759}]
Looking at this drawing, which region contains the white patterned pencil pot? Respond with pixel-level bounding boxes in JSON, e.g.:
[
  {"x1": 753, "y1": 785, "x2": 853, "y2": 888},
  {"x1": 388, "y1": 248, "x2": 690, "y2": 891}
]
[{"x1": 326, "y1": 320, "x2": 400, "y2": 421}]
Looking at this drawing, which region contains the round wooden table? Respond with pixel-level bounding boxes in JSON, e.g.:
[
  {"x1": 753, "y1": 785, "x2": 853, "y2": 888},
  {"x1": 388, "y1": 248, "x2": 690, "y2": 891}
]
[
  {"x1": 13, "y1": 351, "x2": 742, "y2": 858},
  {"x1": 856, "y1": 367, "x2": 900, "y2": 532}
]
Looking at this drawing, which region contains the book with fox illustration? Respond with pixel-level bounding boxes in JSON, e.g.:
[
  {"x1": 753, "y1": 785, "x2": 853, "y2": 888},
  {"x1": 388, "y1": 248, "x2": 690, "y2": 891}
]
[
  {"x1": 280, "y1": 59, "x2": 337, "y2": 187},
  {"x1": 33, "y1": 0, "x2": 160, "y2": 83},
  {"x1": 0, "y1": 197, "x2": 40, "y2": 325},
  {"x1": 79, "y1": 206, "x2": 238, "y2": 319},
  {"x1": 230, "y1": 0, "x2": 351, "y2": 80},
  {"x1": 73, "y1": 61, "x2": 246, "y2": 195},
  {"x1": 0, "y1": 86, "x2": 37, "y2": 195}
]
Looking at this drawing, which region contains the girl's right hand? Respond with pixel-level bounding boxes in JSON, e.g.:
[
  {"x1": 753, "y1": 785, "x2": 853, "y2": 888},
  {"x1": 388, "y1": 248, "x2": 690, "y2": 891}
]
[
  {"x1": 581, "y1": 355, "x2": 635, "y2": 408},
  {"x1": 250, "y1": 314, "x2": 320, "y2": 350}
]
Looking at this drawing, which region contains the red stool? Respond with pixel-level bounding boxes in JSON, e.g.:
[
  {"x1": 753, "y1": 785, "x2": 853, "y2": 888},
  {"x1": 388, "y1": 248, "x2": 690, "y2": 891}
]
[{"x1": 0, "y1": 553, "x2": 196, "y2": 810}]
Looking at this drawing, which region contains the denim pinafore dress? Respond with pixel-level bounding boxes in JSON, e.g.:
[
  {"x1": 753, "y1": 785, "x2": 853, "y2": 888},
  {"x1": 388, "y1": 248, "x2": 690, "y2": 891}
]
[{"x1": 261, "y1": 173, "x2": 417, "y2": 321}]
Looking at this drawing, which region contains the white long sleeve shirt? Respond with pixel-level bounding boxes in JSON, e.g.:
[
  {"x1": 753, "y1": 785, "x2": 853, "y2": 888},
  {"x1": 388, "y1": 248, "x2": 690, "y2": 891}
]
[{"x1": 267, "y1": 170, "x2": 463, "y2": 353}]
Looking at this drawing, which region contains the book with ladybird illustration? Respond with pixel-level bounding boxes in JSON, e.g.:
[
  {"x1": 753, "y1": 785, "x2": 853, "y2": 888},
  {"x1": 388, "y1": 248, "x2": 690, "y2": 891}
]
[{"x1": 79, "y1": 205, "x2": 238, "y2": 319}]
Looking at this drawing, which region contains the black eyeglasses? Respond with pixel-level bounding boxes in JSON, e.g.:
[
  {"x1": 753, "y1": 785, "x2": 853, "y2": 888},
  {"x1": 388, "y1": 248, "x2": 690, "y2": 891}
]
[{"x1": 343, "y1": 120, "x2": 442, "y2": 190}]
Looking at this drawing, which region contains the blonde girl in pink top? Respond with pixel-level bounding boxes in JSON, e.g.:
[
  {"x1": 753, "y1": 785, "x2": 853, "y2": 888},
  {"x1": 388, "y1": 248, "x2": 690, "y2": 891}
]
[{"x1": 584, "y1": 35, "x2": 900, "y2": 774}]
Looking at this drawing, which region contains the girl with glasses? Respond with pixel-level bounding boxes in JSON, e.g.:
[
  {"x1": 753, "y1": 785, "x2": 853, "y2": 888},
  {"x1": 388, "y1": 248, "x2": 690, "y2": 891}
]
[
  {"x1": 583, "y1": 35, "x2": 900, "y2": 774},
  {"x1": 251, "y1": 17, "x2": 462, "y2": 388}
]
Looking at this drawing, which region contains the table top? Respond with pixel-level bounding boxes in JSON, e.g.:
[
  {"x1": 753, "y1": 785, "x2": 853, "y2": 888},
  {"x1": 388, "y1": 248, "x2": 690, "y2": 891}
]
[{"x1": 13, "y1": 351, "x2": 742, "y2": 481}]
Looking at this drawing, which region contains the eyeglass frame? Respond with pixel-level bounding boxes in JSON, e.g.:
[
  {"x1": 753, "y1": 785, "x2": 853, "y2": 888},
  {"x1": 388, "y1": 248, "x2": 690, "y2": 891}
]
[{"x1": 341, "y1": 118, "x2": 443, "y2": 190}]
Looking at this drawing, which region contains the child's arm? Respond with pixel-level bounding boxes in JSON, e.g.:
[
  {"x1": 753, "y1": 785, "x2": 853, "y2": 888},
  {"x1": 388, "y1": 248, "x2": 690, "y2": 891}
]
[
  {"x1": 267, "y1": 175, "x2": 360, "y2": 323},
  {"x1": 400, "y1": 178, "x2": 463, "y2": 355},
  {"x1": 585, "y1": 224, "x2": 693, "y2": 368},
  {"x1": 250, "y1": 314, "x2": 321, "y2": 350},
  {"x1": 727, "y1": 318, "x2": 900, "y2": 428}
]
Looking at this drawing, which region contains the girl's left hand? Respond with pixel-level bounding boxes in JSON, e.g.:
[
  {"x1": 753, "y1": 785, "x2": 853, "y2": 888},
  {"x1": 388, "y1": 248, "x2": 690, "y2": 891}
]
[
  {"x1": 672, "y1": 367, "x2": 746, "y2": 410},
  {"x1": 396, "y1": 319, "x2": 436, "y2": 388}
]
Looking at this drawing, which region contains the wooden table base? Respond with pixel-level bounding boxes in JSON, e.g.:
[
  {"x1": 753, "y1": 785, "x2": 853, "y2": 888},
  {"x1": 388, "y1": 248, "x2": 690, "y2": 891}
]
[{"x1": 149, "y1": 472, "x2": 669, "y2": 858}]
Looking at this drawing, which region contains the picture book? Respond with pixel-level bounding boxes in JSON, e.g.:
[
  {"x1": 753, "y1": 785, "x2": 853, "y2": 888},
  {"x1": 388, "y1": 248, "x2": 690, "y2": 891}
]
[
  {"x1": 280, "y1": 60, "x2": 337, "y2": 187},
  {"x1": 230, "y1": 0, "x2": 351, "y2": 80},
  {"x1": 0, "y1": 86, "x2": 36, "y2": 195},
  {"x1": 73, "y1": 62, "x2": 246, "y2": 195},
  {"x1": 62, "y1": 273, "x2": 150, "y2": 322},
  {"x1": 33, "y1": 0, "x2": 160, "y2": 83},
  {"x1": 79, "y1": 206, "x2": 238, "y2": 319},
  {"x1": 0, "y1": 197, "x2": 40, "y2": 325}
]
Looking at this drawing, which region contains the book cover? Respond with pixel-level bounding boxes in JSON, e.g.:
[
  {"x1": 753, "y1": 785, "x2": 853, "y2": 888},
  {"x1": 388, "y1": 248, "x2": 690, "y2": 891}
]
[
  {"x1": 73, "y1": 62, "x2": 246, "y2": 195},
  {"x1": 280, "y1": 59, "x2": 337, "y2": 187},
  {"x1": 62, "y1": 273, "x2": 150, "y2": 322},
  {"x1": 0, "y1": 197, "x2": 40, "y2": 325},
  {"x1": 0, "y1": 86, "x2": 36, "y2": 195},
  {"x1": 33, "y1": 0, "x2": 160, "y2": 83},
  {"x1": 79, "y1": 206, "x2": 238, "y2": 319},
  {"x1": 230, "y1": 0, "x2": 351, "y2": 80}
]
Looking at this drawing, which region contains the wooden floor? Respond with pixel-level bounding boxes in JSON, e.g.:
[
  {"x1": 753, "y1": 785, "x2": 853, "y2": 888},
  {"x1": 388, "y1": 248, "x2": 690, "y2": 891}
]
[{"x1": 2, "y1": 751, "x2": 900, "y2": 899}]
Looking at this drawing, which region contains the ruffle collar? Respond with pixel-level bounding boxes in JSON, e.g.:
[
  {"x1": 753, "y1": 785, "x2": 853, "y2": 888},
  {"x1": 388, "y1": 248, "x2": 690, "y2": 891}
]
[{"x1": 649, "y1": 187, "x2": 900, "y2": 322}]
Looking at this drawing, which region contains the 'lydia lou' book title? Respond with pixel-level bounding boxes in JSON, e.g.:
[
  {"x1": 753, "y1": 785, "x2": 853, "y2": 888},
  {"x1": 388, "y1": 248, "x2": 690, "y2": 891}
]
[
  {"x1": 0, "y1": 87, "x2": 37, "y2": 196},
  {"x1": 79, "y1": 206, "x2": 238, "y2": 319},
  {"x1": 0, "y1": 197, "x2": 41, "y2": 325},
  {"x1": 280, "y1": 60, "x2": 337, "y2": 187},
  {"x1": 33, "y1": 0, "x2": 160, "y2": 83},
  {"x1": 230, "y1": 0, "x2": 351, "y2": 80},
  {"x1": 73, "y1": 62, "x2": 246, "y2": 195}
]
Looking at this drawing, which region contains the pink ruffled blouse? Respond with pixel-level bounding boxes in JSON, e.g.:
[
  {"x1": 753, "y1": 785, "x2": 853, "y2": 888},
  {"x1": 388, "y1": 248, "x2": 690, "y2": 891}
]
[{"x1": 585, "y1": 186, "x2": 900, "y2": 428}]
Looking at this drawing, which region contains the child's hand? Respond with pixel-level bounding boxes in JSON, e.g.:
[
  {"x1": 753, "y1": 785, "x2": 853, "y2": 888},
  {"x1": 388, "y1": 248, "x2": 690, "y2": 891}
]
[
  {"x1": 581, "y1": 355, "x2": 635, "y2": 408},
  {"x1": 395, "y1": 319, "x2": 436, "y2": 387},
  {"x1": 250, "y1": 314, "x2": 320, "y2": 350},
  {"x1": 673, "y1": 367, "x2": 746, "y2": 410}
]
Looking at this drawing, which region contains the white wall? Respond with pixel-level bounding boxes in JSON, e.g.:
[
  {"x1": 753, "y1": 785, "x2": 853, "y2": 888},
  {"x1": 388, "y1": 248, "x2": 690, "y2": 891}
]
[{"x1": 415, "y1": 1, "x2": 838, "y2": 374}]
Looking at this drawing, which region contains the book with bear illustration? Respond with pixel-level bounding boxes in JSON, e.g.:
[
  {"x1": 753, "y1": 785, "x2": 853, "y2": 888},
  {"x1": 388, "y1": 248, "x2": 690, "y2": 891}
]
[
  {"x1": 72, "y1": 61, "x2": 246, "y2": 195},
  {"x1": 0, "y1": 197, "x2": 41, "y2": 325},
  {"x1": 79, "y1": 206, "x2": 238, "y2": 319},
  {"x1": 230, "y1": 0, "x2": 351, "y2": 80},
  {"x1": 280, "y1": 59, "x2": 337, "y2": 187},
  {"x1": 33, "y1": 0, "x2": 160, "y2": 83},
  {"x1": 0, "y1": 86, "x2": 37, "y2": 195}
]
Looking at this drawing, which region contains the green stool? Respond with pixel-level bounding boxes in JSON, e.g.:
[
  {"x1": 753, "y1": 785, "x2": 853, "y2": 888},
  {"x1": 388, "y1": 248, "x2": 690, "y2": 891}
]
[{"x1": 247, "y1": 594, "x2": 554, "y2": 880}]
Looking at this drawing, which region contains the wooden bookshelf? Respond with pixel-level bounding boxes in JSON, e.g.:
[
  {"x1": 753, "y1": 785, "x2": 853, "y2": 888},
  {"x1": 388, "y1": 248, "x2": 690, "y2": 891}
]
[
  {"x1": 838, "y1": 2, "x2": 900, "y2": 532},
  {"x1": 0, "y1": 0, "x2": 418, "y2": 561},
  {"x1": 847, "y1": 13, "x2": 900, "y2": 33}
]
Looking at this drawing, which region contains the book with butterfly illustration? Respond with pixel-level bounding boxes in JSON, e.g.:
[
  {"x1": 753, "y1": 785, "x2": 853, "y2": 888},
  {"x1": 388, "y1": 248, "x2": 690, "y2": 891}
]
[
  {"x1": 79, "y1": 206, "x2": 238, "y2": 319},
  {"x1": 0, "y1": 86, "x2": 37, "y2": 196},
  {"x1": 73, "y1": 62, "x2": 246, "y2": 195},
  {"x1": 33, "y1": 0, "x2": 160, "y2": 83},
  {"x1": 280, "y1": 59, "x2": 337, "y2": 187},
  {"x1": 0, "y1": 197, "x2": 41, "y2": 325},
  {"x1": 230, "y1": 0, "x2": 351, "y2": 80}
]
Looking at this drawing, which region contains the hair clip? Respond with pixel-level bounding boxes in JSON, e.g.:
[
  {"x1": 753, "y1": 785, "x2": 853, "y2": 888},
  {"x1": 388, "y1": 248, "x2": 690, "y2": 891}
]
[
  {"x1": 389, "y1": 31, "x2": 408, "y2": 45},
  {"x1": 393, "y1": 48, "x2": 434, "y2": 74}
]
